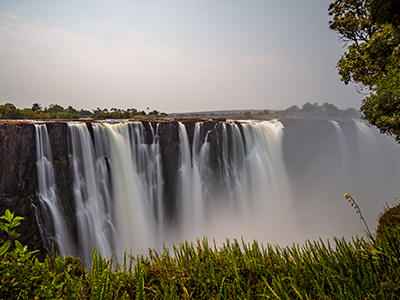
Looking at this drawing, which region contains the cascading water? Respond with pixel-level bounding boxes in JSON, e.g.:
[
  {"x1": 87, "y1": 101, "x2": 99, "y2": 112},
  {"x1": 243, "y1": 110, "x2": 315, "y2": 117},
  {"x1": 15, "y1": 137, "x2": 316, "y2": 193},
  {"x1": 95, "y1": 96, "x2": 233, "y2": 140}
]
[
  {"x1": 178, "y1": 122, "x2": 214, "y2": 237},
  {"x1": 330, "y1": 120, "x2": 354, "y2": 192},
  {"x1": 221, "y1": 122, "x2": 246, "y2": 207},
  {"x1": 351, "y1": 120, "x2": 400, "y2": 227},
  {"x1": 68, "y1": 123, "x2": 114, "y2": 263},
  {"x1": 127, "y1": 122, "x2": 164, "y2": 239},
  {"x1": 34, "y1": 124, "x2": 74, "y2": 255},
  {"x1": 52, "y1": 121, "x2": 166, "y2": 262},
  {"x1": 34, "y1": 119, "x2": 400, "y2": 262},
  {"x1": 283, "y1": 119, "x2": 400, "y2": 242},
  {"x1": 176, "y1": 120, "x2": 295, "y2": 244},
  {"x1": 102, "y1": 122, "x2": 165, "y2": 256}
]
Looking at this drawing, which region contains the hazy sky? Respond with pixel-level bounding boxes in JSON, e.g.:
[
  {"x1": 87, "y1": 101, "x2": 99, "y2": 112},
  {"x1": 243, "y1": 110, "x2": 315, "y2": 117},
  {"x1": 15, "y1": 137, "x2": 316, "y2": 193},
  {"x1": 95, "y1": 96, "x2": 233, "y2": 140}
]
[{"x1": 0, "y1": 0, "x2": 363, "y2": 113}]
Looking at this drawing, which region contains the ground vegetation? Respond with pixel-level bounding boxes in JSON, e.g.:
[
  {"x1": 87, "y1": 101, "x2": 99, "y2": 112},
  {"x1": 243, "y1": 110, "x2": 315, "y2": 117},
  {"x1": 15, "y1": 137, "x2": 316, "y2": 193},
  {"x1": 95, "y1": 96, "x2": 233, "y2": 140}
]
[{"x1": 1, "y1": 206, "x2": 400, "y2": 299}]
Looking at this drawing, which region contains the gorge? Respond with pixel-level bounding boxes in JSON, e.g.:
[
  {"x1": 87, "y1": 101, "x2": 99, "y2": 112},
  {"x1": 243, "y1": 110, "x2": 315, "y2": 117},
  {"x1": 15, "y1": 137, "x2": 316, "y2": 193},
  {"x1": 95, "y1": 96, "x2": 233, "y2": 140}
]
[{"x1": 0, "y1": 118, "x2": 399, "y2": 264}]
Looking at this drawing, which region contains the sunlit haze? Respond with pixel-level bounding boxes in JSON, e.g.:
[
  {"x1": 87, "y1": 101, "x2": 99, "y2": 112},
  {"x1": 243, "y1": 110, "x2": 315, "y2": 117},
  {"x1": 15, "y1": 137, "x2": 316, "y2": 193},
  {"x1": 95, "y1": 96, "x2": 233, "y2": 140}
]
[{"x1": 0, "y1": 0, "x2": 363, "y2": 113}]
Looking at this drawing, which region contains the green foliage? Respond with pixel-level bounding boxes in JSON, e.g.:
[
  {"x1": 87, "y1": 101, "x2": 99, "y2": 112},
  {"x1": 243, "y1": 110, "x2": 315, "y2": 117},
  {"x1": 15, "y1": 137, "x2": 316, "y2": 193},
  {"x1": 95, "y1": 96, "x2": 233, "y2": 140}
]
[
  {"x1": 329, "y1": 0, "x2": 400, "y2": 140},
  {"x1": 2, "y1": 208, "x2": 400, "y2": 298},
  {"x1": 361, "y1": 68, "x2": 400, "y2": 141},
  {"x1": 148, "y1": 110, "x2": 160, "y2": 116},
  {"x1": 328, "y1": 0, "x2": 375, "y2": 45},
  {"x1": 369, "y1": 0, "x2": 400, "y2": 27},
  {"x1": 0, "y1": 103, "x2": 23, "y2": 119},
  {"x1": 377, "y1": 199, "x2": 400, "y2": 234}
]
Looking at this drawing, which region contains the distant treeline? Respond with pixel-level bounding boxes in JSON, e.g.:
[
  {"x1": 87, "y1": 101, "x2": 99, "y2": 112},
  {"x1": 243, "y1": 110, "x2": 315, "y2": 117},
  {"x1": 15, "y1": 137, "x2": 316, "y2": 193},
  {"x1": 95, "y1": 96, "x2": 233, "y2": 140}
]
[
  {"x1": 0, "y1": 102, "x2": 360, "y2": 120},
  {"x1": 175, "y1": 102, "x2": 360, "y2": 119},
  {"x1": 0, "y1": 103, "x2": 166, "y2": 119},
  {"x1": 277, "y1": 102, "x2": 360, "y2": 119}
]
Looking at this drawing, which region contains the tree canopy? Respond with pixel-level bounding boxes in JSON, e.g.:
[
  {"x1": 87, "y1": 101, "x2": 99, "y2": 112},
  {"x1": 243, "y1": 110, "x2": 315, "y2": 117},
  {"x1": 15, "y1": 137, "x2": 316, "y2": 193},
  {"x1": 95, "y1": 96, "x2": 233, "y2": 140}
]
[{"x1": 329, "y1": 0, "x2": 400, "y2": 141}]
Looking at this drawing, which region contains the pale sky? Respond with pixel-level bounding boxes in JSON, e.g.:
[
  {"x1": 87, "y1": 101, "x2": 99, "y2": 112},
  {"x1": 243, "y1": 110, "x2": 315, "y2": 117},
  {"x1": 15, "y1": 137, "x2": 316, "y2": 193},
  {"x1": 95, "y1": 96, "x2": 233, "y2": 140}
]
[{"x1": 0, "y1": 0, "x2": 363, "y2": 113}]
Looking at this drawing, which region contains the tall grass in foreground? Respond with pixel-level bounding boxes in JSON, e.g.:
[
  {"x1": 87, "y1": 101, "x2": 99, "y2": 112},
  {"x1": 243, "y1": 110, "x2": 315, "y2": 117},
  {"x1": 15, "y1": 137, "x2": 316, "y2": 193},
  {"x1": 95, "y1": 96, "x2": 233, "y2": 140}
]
[{"x1": 1, "y1": 208, "x2": 400, "y2": 299}]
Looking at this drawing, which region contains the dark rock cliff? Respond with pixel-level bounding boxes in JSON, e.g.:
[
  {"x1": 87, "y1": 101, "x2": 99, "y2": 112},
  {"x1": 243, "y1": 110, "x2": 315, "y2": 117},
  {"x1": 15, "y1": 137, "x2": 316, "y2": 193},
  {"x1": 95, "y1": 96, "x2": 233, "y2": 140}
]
[
  {"x1": 157, "y1": 121, "x2": 180, "y2": 221},
  {"x1": 0, "y1": 121, "x2": 41, "y2": 253}
]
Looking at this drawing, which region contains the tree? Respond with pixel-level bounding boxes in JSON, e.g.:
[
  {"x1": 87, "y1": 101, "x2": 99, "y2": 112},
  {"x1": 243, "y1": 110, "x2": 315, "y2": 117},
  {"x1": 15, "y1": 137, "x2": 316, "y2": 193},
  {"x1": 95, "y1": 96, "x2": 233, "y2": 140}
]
[
  {"x1": 300, "y1": 102, "x2": 322, "y2": 117},
  {"x1": 257, "y1": 109, "x2": 270, "y2": 116},
  {"x1": 243, "y1": 111, "x2": 252, "y2": 118},
  {"x1": 361, "y1": 69, "x2": 400, "y2": 140},
  {"x1": 284, "y1": 105, "x2": 300, "y2": 117},
  {"x1": 31, "y1": 103, "x2": 42, "y2": 111},
  {"x1": 340, "y1": 107, "x2": 361, "y2": 118},
  {"x1": 369, "y1": 0, "x2": 400, "y2": 26},
  {"x1": 148, "y1": 110, "x2": 159, "y2": 116},
  {"x1": 127, "y1": 108, "x2": 137, "y2": 115},
  {"x1": 0, "y1": 103, "x2": 22, "y2": 119},
  {"x1": 79, "y1": 109, "x2": 92, "y2": 117},
  {"x1": 329, "y1": 0, "x2": 400, "y2": 140},
  {"x1": 322, "y1": 103, "x2": 340, "y2": 117}
]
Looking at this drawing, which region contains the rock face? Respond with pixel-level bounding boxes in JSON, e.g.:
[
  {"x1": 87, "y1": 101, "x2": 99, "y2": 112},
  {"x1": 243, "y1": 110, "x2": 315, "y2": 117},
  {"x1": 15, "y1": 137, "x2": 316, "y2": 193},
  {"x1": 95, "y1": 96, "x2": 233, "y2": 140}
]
[
  {"x1": 157, "y1": 121, "x2": 180, "y2": 221},
  {"x1": 0, "y1": 118, "x2": 357, "y2": 255},
  {"x1": 0, "y1": 121, "x2": 78, "y2": 255},
  {"x1": 0, "y1": 121, "x2": 41, "y2": 253}
]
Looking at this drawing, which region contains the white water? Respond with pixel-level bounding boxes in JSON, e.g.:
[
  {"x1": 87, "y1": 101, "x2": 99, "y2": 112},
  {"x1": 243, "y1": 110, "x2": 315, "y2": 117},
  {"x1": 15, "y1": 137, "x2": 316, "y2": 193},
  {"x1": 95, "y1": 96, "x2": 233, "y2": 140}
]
[
  {"x1": 178, "y1": 122, "x2": 215, "y2": 237},
  {"x1": 68, "y1": 123, "x2": 115, "y2": 263},
  {"x1": 103, "y1": 122, "x2": 163, "y2": 257},
  {"x1": 127, "y1": 122, "x2": 164, "y2": 239},
  {"x1": 34, "y1": 119, "x2": 400, "y2": 263},
  {"x1": 35, "y1": 124, "x2": 74, "y2": 255},
  {"x1": 330, "y1": 120, "x2": 354, "y2": 192},
  {"x1": 176, "y1": 120, "x2": 295, "y2": 245}
]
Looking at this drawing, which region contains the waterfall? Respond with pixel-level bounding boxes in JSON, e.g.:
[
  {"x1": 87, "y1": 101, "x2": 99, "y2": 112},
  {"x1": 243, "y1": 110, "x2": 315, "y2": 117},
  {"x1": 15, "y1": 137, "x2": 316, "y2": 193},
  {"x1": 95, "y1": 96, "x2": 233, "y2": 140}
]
[
  {"x1": 63, "y1": 121, "x2": 165, "y2": 261},
  {"x1": 127, "y1": 122, "x2": 164, "y2": 239},
  {"x1": 351, "y1": 120, "x2": 399, "y2": 226},
  {"x1": 330, "y1": 120, "x2": 354, "y2": 192},
  {"x1": 221, "y1": 122, "x2": 246, "y2": 207},
  {"x1": 103, "y1": 122, "x2": 165, "y2": 256},
  {"x1": 35, "y1": 124, "x2": 74, "y2": 255},
  {"x1": 33, "y1": 119, "x2": 400, "y2": 262},
  {"x1": 178, "y1": 122, "x2": 214, "y2": 237},
  {"x1": 68, "y1": 123, "x2": 114, "y2": 263},
  {"x1": 177, "y1": 120, "x2": 294, "y2": 243}
]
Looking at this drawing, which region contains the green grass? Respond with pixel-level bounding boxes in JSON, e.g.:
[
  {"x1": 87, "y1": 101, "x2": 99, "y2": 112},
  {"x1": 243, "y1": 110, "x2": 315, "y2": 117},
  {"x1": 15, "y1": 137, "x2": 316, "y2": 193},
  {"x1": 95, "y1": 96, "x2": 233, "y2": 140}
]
[{"x1": 1, "y1": 208, "x2": 400, "y2": 299}]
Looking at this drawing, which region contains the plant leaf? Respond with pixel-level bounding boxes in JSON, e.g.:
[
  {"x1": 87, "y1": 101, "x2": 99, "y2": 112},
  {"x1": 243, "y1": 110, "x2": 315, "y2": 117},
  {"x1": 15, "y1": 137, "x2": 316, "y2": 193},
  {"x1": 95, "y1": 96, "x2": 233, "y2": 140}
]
[
  {"x1": 0, "y1": 240, "x2": 11, "y2": 256},
  {"x1": 15, "y1": 240, "x2": 23, "y2": 253}
]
